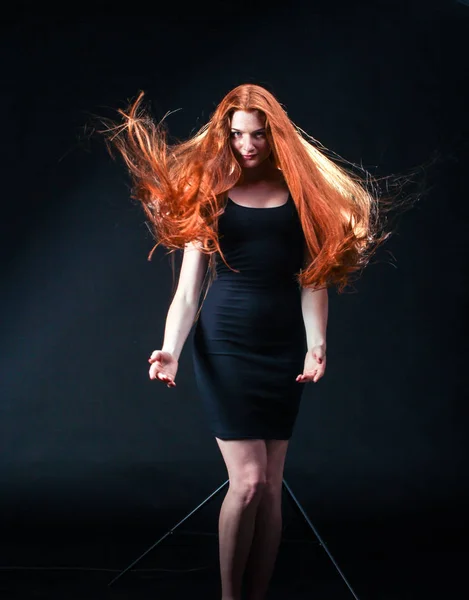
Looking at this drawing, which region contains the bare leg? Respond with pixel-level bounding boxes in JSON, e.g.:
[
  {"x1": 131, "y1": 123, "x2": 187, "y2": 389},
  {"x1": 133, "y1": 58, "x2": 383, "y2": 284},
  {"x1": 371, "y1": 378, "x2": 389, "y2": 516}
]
[
  {"x1": 243, "y1": 486, "x2": 283, "y2": 600},
  {"x1": 244, "y1": 439, "x2": 290, "y2": 600},
  {"x1": 218, "y1": 482, "x2": 265, "y2": 600},
  {"x1": 215, "y1": 438, "x2": 268, "y2": 600}
]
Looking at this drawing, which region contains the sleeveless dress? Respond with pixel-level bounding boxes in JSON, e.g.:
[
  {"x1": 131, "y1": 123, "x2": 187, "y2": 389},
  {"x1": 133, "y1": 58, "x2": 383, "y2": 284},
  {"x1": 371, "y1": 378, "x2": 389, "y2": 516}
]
[{"x1": 192, "y1": 194, "x2": 308, "y2": 440}]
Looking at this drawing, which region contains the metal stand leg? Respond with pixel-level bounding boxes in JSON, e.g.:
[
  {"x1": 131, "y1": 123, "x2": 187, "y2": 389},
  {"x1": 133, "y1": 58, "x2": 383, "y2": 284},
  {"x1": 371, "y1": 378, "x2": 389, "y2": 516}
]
[
  {"x1": 108, "y1": 477, "x2": 362, "y2": 599},
  {"x1": 281, "y1": 479, "x2": 361, "y2": 600},
  {"x1": 107, "y1": 479, "x2": 229, "y2": 587}
]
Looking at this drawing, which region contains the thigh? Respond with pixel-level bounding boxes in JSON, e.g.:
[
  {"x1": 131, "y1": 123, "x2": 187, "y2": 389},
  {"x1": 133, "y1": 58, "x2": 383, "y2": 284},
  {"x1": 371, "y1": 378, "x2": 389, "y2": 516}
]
[{"x1": 215, "y1": 438, "x2": 268, "y2": 484}]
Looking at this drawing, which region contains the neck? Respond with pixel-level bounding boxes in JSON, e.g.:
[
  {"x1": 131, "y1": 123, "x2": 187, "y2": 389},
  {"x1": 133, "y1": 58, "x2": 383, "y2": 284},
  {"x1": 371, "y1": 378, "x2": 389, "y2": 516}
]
[{"x1": 239, "y1": 159, "x2": 279, "y2": 184}]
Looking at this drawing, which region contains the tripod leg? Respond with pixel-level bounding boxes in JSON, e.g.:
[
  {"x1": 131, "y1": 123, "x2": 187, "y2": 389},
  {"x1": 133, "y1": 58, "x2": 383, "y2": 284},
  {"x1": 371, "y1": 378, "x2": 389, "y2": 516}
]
[
  {"x1": 282, "y1": 478, "x2": 361, "y2": 600},
  {"x1": 108, "y1": 478, "x2": 230, "y2": 586}
]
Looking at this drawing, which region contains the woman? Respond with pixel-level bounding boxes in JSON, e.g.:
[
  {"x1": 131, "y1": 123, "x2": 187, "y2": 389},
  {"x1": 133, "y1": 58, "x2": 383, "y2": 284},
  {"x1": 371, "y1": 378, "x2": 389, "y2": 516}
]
[{"x1": 103, "y1": 83, "x2": 392, "y2": 600}]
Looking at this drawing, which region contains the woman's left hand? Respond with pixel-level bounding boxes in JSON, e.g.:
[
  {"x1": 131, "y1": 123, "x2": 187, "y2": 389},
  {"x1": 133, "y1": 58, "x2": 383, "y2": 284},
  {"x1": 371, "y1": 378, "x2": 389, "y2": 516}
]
[{"x1": 296, "y1": 345, "x2": 327, "y2": 384}]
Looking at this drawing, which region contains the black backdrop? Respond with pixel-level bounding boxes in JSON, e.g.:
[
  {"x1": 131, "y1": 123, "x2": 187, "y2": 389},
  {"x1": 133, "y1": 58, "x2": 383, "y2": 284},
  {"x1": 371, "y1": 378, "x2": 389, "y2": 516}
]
[{"x1": 1, "y1": 0, "x2": 468, "y2": 567}]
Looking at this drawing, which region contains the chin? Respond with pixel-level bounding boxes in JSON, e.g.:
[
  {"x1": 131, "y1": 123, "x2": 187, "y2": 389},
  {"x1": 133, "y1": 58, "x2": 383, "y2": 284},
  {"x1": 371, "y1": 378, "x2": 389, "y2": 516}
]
[{"x1": 241, "y1": 157, "x2": 262, "y2": 167}]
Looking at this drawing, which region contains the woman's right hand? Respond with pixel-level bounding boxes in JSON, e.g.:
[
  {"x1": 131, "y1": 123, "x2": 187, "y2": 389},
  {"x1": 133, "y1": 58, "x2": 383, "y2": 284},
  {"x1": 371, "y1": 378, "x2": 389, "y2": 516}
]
[{"x1": 148, "y1": 350, "x2": 178, "y2": 388}]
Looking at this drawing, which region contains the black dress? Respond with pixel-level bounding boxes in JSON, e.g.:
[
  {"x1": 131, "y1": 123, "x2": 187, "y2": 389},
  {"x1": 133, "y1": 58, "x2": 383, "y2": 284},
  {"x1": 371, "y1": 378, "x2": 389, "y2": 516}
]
[{"x1": 192, "y1": 194, "x2": 307, "y2": 440}]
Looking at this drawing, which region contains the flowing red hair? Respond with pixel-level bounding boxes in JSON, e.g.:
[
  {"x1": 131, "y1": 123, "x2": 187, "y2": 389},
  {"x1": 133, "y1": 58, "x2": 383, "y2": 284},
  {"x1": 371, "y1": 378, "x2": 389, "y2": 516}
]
[{"x1": 101, "y1": 83, "x2": 416, "y2": 310}]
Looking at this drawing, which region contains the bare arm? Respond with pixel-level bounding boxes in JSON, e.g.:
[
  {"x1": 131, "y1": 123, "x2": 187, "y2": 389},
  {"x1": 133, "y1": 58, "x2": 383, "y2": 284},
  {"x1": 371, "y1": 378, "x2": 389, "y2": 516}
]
[
  {"x1": 301, "y1": 286, "x2": 328, "y2": 352},
  {"x1": 161, "y1": 297, "x2": 199, "y2": 361},
  {"x1": 161, "y1": 241, "x2": 209, "y2": 361}
]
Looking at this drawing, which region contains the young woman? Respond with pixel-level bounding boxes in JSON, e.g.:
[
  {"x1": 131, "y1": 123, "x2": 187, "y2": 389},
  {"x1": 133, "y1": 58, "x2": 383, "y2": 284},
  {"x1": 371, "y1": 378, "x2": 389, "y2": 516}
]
[{"x1": 103, "y1": 83, "x2": 394, "y2": 600}]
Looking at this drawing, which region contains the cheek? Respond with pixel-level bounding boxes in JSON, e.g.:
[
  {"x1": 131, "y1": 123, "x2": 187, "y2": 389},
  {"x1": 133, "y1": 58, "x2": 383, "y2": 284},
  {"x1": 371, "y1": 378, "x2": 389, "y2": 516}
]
[
  {"x1": 259, "y1": 140, "x2": 271, "y2": 155},
  {"x1": 230, "y1": 138, "x2": 241, "y2": 153}
]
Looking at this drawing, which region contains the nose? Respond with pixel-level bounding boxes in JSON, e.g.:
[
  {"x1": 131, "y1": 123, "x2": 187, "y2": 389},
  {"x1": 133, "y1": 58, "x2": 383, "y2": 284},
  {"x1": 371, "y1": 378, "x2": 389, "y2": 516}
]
[{"x1": 241, "y1": 135, "x2": 255, "y2": 152}]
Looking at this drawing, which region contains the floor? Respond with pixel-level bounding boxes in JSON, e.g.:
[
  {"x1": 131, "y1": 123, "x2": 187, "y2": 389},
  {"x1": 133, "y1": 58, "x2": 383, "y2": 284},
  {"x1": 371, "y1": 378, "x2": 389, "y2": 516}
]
[{"x1": 1, "y1": 510, "x2": 466, "y2": 599}]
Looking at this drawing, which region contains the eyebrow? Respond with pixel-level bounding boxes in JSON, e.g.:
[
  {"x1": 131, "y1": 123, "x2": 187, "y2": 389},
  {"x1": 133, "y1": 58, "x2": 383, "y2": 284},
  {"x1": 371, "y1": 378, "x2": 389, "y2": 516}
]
[{"x1": 230, "y1": 128, "x2": 266, "y2": 133}]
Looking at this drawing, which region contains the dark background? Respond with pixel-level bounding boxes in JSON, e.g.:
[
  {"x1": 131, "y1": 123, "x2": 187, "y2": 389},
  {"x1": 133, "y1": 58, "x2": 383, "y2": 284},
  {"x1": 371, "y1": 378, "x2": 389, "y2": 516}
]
[{"x1": 1, "y1": 1, "x2": 468, "y2": 598}]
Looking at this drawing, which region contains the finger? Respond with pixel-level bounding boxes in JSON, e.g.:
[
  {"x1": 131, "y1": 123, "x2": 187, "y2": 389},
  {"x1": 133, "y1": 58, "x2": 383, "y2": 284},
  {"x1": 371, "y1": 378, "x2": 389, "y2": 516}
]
[
  {"x1": 158, "y1": 372, "x2": 175, "y2": 387},
  {"x1": 297, "y1": 371, "x2": 319, "y2": 383},
  {"x1": 150, "y1": 366, "x2": 161, "y2": 380},
  {"x1": 313, "y1": 369, "x2": 325, "y2": 382},
  {"x1": 149, "y1": 350, "x2": 162, "y2": 363},
  {"x1": 298, "y1": 370, "x2": 315, "y2": 379},
  {"x1": 150, "y1": 365, "x2": 163, "y2": 380}
]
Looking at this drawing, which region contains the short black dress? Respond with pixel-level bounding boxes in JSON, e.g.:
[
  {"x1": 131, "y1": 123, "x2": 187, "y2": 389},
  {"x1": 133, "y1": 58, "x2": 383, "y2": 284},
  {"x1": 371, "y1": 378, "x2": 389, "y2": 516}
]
[{"x1": 192, "y1": 194, "x2": 308, "y2": 440}]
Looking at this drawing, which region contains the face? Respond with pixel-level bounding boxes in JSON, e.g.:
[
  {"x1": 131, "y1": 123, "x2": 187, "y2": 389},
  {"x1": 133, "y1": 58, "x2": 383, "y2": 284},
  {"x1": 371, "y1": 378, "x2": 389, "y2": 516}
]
[{"x1": 229, "y1": 110, "x2": 271, "y2": 168}]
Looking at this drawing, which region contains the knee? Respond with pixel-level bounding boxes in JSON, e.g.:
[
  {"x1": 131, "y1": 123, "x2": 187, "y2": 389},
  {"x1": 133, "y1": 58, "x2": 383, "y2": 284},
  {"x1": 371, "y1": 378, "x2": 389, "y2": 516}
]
[
  {"x1": 230, "y1": 472, "x2": 267, "y2": 504},
  {"x1": 263, "y1": 478, "x2": 283, "y2": 501}
]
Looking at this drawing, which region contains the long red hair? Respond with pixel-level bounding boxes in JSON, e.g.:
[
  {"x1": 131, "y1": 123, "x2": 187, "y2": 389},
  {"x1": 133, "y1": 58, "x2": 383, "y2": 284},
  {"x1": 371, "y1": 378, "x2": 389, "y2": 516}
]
[{"x1": 101, "y1": 83, "x2": 412, "y2": 305}]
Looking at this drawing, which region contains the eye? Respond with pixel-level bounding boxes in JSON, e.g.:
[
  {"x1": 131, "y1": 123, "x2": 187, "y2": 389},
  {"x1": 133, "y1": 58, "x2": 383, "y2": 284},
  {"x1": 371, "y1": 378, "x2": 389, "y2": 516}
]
[
  {"x1": 230, "y1": 131, "x2": 242, "y2": 138},
  {"x1": 255, "y1": 132, "x2": 265, "y2": 138}
]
